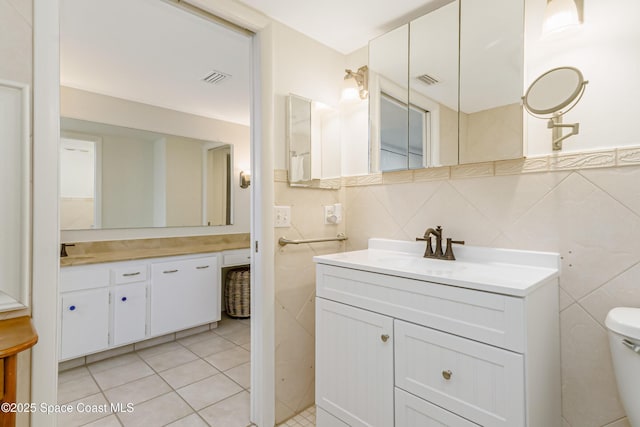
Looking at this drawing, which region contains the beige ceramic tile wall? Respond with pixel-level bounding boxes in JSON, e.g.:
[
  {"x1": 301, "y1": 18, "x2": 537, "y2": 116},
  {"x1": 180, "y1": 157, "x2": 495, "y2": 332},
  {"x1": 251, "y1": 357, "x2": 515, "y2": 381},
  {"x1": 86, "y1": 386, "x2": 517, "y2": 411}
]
[
  {"x1": 274, "y1": 181, "x2": 345, "y2": 423},
  {"x1": 344, "y1": 165, "x2": 640, "y2": 427},
  {"x1": 0, "y1": 0, "x2": 32, "y2": 426}
]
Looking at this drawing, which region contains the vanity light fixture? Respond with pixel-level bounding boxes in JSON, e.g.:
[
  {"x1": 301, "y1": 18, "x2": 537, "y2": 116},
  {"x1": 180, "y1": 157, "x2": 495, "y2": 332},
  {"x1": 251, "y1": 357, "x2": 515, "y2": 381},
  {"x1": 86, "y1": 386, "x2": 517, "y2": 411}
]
[
  {"x1": 239, "y1": 171, "x2": 251, "y2": 188},
  {"x1": 344, "y1": 65, "x2": 369, "y2": 100},
  {"x1": 542, "y1": 0, "x2": 583, "y2": 37}
]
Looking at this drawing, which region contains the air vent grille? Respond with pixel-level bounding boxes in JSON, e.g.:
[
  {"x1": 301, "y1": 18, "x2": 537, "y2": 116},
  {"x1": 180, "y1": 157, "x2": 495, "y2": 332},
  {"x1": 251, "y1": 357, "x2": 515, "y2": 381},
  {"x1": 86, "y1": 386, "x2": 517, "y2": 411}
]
[
  {"x1": 417, "y1": 74, "x2": 439, "y2": 85},
  {"x1": 203, "y1": 70, "x2": 230, "y2": 84}
]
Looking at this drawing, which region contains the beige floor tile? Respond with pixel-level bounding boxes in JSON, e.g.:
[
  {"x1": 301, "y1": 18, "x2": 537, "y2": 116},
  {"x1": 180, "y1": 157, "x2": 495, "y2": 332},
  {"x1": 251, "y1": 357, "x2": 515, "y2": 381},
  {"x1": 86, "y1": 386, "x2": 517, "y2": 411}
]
[
  {"x1": 165, "y1": 413, "x2": 210, "y2": 426},
  {"x1": 177, "y1": 373, "x2": 243, "y2": 410},
  {"x1": 91, "y1": 359, "x2": 155, "y2": 390},
  {"x1": 88, "y1": 353, "x2": 142, "y2": 374},
  {"x1": 58, "y1": 374, "x2": 100, "y2": 404},
  {"x1": 199, "y1": 391, "x2": 250, "y2": 427},
  {"x1": 183, "y1": 335, "x2": 237, "y2": 358},
  {"x1": 103, "y1": 374, "x2": 171, "y2": 406},
  {"x1": 177, "y1": 330, "x2": 219, "y2": 347},
  {"x1": 224, "y1": 362, "x2": 250, "y2": 389},
  {"x1": 135, "y1": 341, "x2": 184, "y2": 359},
  {"x1": 117, "y1": 392, "x2": 193, "y2": 427},
  {"x1": 213, "y1": 319, "x2": 249, "y2": 337},
  {"x1": 141, "y1": 347, "x2": 199, "y2": 372},
  {"x1": 159, "y1": 358, "x2": 219, "y2": 389},
  {"x1": 83, "y1": 414, "x2": 123, "y2": 426},
  {"x1": 57, "y1": 393, "x2": 112, "y2": 427},
  {"x1": 223, "y1": 329, "x2": 251, "y2": 346},
  {"x1": 58, "y1": 366, "x2": 91, "y2": 385},
  {"x1": 205, "y1": 347, "x2": 250, "y2": 372}
]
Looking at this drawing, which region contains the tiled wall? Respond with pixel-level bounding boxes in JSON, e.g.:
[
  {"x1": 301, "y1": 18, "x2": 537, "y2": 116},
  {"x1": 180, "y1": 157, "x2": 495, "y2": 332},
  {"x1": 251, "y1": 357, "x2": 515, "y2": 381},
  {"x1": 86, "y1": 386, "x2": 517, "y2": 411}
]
[
  {"x1": 343, "y1": 164, "x2": 640, "y2": 427},
  {"x1": 273, "y1": 179, "x2": 345, "y2": 423}
]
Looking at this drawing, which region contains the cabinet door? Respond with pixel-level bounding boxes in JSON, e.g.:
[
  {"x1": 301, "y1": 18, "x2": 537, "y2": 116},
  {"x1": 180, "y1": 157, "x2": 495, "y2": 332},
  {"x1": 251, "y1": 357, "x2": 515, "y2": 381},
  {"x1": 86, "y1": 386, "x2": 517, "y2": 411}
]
[
  {"x1": 60, "y1": 288, "x2": 109, "y2": 360},
  {"x1": 112, "y1": 283, "x2": 147, "y2": 346},
  {"x1": 396, "y1": 388, "x2": 479, "y2": 427},
  {"x1": 395, "y1": 319, "x2": 524, "y2": 427},
  {"x1": 316, "y1": 298, "x2": 394, "y2": 427},
  {"x1": 150, "y1": 256, "x2": 218, "y2": 336}
]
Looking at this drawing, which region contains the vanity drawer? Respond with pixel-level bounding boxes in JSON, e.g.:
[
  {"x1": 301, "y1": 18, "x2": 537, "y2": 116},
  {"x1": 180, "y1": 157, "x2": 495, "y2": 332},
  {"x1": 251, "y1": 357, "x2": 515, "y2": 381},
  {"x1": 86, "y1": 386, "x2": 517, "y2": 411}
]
[
  {"x1": 60, "y1": 265, "x2": 110, "y2": 292},
  {"x1": 395, "y1": 388, "x2": 479, "y2": 427},
  {"x1": 222, "y1": 249, "x2": 251, "y2": 267},
  {"x1": 316, "y1": 265, "x2": 525, "y2": 352},
  {"x1": 111, "y1": 264, "x2": 148, "y2": 284},
  {"x1": 394, "y1": 320, "x2": 524, "y2": 427}
]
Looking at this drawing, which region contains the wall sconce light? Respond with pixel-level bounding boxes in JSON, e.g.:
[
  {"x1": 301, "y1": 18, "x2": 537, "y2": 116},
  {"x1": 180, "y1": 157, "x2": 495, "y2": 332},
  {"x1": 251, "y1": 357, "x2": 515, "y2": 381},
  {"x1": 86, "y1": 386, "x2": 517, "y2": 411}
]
[
  {"x1": 344, "y1": 65, "x2": 369, "y2": 100},
  {"x1": 542, "y1": 0, "x2": 583, "y2": 37},
  {"x1": 239, "y1": 171, "x2": 251, "y2": 188}
]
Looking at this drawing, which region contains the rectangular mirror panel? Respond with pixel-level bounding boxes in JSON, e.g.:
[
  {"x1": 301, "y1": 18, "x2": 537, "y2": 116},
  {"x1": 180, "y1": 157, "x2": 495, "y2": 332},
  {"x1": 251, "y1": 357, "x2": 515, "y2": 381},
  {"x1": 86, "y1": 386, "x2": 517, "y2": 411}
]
[{"x1": 60, "y1": 118, "x2": 233, "y2": 230}]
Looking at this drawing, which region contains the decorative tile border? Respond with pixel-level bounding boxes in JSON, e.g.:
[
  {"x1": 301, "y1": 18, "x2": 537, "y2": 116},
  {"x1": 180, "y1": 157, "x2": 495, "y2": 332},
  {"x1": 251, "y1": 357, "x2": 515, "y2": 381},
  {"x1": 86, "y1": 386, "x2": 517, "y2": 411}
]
[{"x1": 275, "y1": 145, "x2": 640, "y2": 187}]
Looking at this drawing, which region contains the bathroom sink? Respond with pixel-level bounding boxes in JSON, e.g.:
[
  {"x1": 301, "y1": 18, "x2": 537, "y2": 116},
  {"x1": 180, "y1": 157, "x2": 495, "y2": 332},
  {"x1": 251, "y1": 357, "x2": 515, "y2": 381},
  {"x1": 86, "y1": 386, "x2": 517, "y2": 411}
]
[{"x1": 313, "y1": 238, "x2": 560, "y2": 297}]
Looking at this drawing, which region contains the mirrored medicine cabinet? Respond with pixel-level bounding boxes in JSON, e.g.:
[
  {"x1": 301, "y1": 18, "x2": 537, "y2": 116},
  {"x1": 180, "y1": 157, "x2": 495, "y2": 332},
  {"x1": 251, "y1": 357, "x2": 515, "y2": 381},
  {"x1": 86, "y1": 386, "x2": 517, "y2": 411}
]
[
  {"x1": 286, "y1": 94, "x2": 341, "y2": 187},
  {"x1": 370, "y1": 0, "x2": 525, "y2": 172},
  {"x1": 60, "y1": 118, "x2": 233, "y2": 231}
]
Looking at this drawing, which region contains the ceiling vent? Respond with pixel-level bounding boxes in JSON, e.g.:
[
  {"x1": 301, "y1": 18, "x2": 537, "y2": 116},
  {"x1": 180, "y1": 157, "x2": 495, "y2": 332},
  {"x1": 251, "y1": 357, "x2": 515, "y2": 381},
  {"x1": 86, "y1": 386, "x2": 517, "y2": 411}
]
[
  {"x1": 417, "y1": 74, "x2": 439, "y2": 85},
  {"x1": 202, "y1": 70, "x2": 230, "y2": 84}
]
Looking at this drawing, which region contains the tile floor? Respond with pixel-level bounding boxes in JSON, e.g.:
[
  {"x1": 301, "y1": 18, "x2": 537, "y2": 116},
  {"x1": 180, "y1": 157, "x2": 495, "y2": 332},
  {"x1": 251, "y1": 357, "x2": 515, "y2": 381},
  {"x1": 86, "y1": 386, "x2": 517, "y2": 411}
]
[
  {"x1": 276, "y1": 407, "x2": 316, "y2": 426},
  {"x1": 57, "y1": 315, "x2": 252, "y2": 426}
]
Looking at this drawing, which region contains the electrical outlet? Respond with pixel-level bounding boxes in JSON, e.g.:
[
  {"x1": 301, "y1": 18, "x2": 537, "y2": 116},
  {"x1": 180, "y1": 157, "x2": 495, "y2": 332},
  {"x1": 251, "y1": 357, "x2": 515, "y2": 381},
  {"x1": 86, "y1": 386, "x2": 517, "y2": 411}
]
[
  {"x1": 324, "y1": 205, "x2": 336, "y2": 224},
  {"x1": 274, "y1": 206, "x2": 291, "y2": 227}
]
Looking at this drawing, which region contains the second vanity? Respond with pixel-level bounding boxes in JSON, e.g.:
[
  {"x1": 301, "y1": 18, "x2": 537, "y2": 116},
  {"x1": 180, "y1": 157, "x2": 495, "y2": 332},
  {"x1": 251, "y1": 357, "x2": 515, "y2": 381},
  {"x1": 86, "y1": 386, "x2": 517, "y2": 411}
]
[
  {"x1": 314, "y1": 239, "x2": 561, "y2": 427},
  {"x1": 59, "y1": 237, "x2": 251, "y2": 361}
]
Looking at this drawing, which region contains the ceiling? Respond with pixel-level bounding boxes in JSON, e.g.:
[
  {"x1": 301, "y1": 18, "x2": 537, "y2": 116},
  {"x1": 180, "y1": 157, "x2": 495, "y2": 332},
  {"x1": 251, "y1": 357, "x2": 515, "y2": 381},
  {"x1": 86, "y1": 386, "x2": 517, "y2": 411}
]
[
  {"x1": 60, "y1": 0, "x2": 445, "y2": 127},
  {"x1": 236, "y1": 0, "x2": 449, "y2": 54},
  {"x1": 60, "y1": 0, "x2": 252, "y2": 126}
]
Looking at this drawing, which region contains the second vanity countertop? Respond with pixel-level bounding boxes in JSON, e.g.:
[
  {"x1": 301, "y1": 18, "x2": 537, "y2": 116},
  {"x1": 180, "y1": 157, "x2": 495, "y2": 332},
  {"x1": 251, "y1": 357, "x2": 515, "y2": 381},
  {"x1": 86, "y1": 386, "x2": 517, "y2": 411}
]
[
  {"x1": 60, "y1": 233, "x2": 251, "y2": 267},
  {"x1": 313, "y1": 238, "x2": 560, "y2": 297}
]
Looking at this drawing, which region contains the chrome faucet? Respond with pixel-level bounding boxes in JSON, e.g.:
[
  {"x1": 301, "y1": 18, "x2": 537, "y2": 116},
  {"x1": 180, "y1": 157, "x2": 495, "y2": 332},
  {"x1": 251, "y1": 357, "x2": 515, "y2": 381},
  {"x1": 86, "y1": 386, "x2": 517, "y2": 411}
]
[{"x1": 416, "y1": 226, "x2": 464, "y2": 260}]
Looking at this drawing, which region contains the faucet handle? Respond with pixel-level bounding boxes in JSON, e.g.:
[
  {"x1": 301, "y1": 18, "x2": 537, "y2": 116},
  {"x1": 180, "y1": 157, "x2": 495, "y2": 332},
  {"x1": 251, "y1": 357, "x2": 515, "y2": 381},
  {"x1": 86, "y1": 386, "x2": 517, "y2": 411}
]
[
  {"x1": 60, "y1": 243, "x2": 75, "y2": 258},
  {"x1": 444, "y1": 239, "x2": 465, "y2": 261},
  {"x1": 416, "y1": 235, "x2": 435, "y2": 258}
]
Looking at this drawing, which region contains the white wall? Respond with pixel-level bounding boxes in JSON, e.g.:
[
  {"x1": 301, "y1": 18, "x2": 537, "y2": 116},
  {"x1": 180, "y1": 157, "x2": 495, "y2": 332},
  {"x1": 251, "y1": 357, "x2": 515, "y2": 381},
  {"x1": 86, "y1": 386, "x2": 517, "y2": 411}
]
[{"x1": 60, "y1": 87, "x2": 251, "y2": 241}]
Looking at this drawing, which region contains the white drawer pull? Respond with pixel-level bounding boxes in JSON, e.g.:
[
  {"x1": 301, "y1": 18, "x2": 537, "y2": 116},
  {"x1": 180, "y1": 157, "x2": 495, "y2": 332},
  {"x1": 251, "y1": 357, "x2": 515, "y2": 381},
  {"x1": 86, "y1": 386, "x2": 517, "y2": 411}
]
[
  {"x1": 442, "y1": 370, "x2": 452, "y2": 380},
  {"x1": 122, "y1": 272, "x2": 141, "y2": 277},
  {"x1": 381, "y1": 334, "x2": 390, "y2": 343},
  {"x1": 163, "y1": 269, "x2": 178, "y2": 274},
  {"x1": 196, "y1": 265, "x2": 210, "y2": 269}
]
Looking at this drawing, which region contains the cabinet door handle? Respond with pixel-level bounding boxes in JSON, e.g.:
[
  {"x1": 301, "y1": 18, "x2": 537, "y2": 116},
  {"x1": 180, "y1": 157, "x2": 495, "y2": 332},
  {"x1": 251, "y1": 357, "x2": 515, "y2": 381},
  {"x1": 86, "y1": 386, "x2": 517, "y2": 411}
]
[
  {"x1": 442, "y1": 370, "x2": 453, "y2": 380},
  {"x1": 121, "y1": 297, "x2": 127, "y2": 302},
  {"x1": 381, "y1": 334, "x2": 390, "y2": 343},
  {"x1": 122, "y1": 272, "x2": 141, "y2": 277},
  {"x1": 163, "y1": 269, "x2": 178, "y2": 274},
  {"x1": 196, "y1": 265, "x2": 210, "y2": 269},
  {"x1": 69, "y1": 305, "x2": 76, "y2": 311}
]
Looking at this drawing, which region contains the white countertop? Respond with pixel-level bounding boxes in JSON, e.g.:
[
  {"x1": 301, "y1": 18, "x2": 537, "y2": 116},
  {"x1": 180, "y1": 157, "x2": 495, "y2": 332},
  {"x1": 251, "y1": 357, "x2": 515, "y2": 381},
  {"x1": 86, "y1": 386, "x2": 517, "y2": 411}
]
[{"x1": 313, "y1": 239, "x2": 560, "y2": 297}]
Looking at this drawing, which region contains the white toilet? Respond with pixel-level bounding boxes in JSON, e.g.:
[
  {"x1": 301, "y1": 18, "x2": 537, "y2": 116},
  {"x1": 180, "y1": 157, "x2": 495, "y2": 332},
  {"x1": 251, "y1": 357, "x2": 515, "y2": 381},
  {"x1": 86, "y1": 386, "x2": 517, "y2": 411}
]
[{"x1": 606, "y1": 307, "x2": 640, "y2": 427}]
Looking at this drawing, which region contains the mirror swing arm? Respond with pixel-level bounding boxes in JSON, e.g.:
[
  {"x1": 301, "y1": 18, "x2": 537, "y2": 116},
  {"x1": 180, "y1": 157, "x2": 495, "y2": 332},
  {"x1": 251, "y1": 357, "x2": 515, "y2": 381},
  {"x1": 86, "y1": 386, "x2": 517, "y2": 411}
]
[{"x1": 523, "y1": 66, "x2": 588, "y2": 151}]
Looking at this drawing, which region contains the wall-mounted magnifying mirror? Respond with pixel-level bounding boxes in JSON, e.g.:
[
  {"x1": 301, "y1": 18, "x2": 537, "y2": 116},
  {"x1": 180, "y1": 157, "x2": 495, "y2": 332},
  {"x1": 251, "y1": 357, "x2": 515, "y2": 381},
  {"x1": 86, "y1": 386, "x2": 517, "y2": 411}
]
[{"x1": 523, "y1": 66, "x2": 588, "y2": 151}]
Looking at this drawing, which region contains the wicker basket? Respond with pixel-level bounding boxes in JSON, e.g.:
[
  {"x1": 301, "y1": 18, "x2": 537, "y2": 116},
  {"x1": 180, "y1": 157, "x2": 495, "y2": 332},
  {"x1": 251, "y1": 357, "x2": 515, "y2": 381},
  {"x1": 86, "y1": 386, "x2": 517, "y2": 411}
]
[{"x1": 225, "y1": 267, "x2": 250, "y2": 318}]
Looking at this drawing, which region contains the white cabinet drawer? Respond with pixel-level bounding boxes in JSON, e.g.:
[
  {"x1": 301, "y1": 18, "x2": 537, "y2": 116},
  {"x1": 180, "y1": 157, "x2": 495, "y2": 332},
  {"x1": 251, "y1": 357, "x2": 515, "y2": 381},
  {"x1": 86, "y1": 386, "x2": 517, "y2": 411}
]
[
  {"x1": 395, "y1": 388, "x2": 479, "y2": 427},
  {"x1": 111, "y1": 264, "x2": 147, "y2": 284},
  {"x1": 394, "y1": 320, "x2": 524, "y2": 427},
  {"x1": 222, "y1": 250, "x2": 251, "y2": 267},
  {"x1": 60, "y1": 266, "x2": 110, "y2": 292},
  {"x1": 317, "y1": 264, "x2": 525, "y2": 352}
]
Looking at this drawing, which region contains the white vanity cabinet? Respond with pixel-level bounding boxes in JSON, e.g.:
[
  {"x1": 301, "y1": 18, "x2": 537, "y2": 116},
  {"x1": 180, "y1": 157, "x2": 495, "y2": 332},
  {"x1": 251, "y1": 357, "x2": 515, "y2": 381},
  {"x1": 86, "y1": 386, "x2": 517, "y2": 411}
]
[
  {"x1": 314, "y1": 239, "x2": 561, "y2": 427},
  {"x1": 150, "y1": 255, "x2": 219, "y2": 336},
  {"x1": 59, "y1": 252, "x2": 221, "y2": 360}
]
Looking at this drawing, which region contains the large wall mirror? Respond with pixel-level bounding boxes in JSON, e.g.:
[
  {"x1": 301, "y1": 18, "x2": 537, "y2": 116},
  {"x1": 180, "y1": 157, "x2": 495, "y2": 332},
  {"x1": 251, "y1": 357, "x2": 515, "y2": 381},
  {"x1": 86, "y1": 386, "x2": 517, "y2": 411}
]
[
  {"x1": 60, "y1": 118, "x2": 233, "y2": 230},
  {"x1": 370, "y1": 0, "x2": 524, "y2": 172}
]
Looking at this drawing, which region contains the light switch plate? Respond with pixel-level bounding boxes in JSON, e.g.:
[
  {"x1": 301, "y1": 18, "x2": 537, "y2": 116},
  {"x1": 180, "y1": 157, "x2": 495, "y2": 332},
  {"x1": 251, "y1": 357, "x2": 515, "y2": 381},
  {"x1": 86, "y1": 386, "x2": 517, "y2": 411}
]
[{"x1": 274, "y1": 206, "x2": 291, "y2": 227}]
